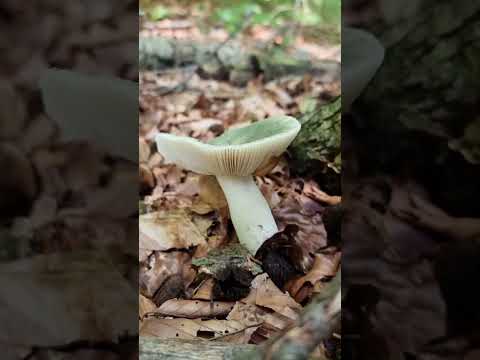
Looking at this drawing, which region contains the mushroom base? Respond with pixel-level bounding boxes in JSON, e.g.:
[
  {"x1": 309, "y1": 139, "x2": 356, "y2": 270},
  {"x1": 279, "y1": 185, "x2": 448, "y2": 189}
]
[{"x1": 216, "y1": 175, "x2": 278, "y2": 255}]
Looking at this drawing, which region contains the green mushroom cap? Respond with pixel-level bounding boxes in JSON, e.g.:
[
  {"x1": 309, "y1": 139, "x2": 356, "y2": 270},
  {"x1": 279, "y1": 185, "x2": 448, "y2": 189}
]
[{"x1": 155, "y1": 116, "x2": 301, "y2": 176}]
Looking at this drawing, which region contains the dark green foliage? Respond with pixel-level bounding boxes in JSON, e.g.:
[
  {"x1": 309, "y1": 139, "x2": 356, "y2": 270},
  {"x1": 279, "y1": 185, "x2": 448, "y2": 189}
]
[
  {"x1": 212, "y1": 0, "x2": 341, "y2": 33},
  {"x1": 140, "y1": 0, "x2": 341, "y2": 38}
]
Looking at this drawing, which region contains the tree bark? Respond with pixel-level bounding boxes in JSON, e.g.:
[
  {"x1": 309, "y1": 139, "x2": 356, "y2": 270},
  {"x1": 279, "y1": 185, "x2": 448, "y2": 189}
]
[{"x1": 289, "y1": 96, "x2": 341, "y2": 194}]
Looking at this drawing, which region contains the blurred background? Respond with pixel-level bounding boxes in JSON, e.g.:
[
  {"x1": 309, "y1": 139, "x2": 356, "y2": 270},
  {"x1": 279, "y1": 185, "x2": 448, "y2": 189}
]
[{"x1": 0, "y1": 1, "x2": 138, "y2": 359}]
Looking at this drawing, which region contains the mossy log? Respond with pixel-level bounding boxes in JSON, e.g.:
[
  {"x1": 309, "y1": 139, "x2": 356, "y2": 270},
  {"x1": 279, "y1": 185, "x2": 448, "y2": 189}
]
[
  {"x1": 139, "y1": 37, "x2": 340, "y2": 85},
  {"x1": 139, "y1": 338, "x2": 260, "y2": 360},
  {"x1": 289, "y1": 96, "x2": 341, "y2": 194}
]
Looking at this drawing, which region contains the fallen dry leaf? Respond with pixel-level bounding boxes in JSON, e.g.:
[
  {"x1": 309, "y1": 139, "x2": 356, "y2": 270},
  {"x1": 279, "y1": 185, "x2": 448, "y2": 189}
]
[
  {"x1": 304, "y1": 180, "x2": 342, "y2": 205},
  {"x1": 244, "y1": 274, "x2": 301, "y2": 318},
  {"x1": 139, "y1": 137, "x2": 151, "y2": 163},
  {"x1": 227, "y1": 302, "x2": 293, "y2": 343},
  {"x1": 287, "y1": 252, "x2": 341, "y2": 303},
  {"x1": 140, "y1": 318, "x2": 249, "y2": 340},
  {"x1": 264, "y1": 81, "x2": 294, "y2": 108},
  {"x1": 139, "y1": 251, "x2": 192, "y2": 299},
  {"x1": 139, "y1": 210, "x2": 209, "y2": 253},
  {"x1": 140, "y1": 163, "x2": 156, "y2": 193},
  {"x1": 193, "y1": 278, "x2": 216, "y2": 300},
  {"x1": 140, "y1": 294, "x2": 157, "y2": 320},
  {"x1": 198, "y1": 175, "x2": 228, "y2": 210},
  {"x1": 153, "y1": 299, "x2": 235, "y2": 319}
]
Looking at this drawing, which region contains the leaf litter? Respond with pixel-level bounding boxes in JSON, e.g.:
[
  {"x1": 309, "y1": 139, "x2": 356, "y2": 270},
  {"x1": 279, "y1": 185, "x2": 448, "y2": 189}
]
[{"x1": 139, "y1": 14, "x2": 341, "y2": 351}]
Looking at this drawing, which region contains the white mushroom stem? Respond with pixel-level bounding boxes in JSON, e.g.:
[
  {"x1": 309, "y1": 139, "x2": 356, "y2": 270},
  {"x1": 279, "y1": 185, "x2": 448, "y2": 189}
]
[{"x1": 216, "y1": 175, "x2": 278, "y2": 254}]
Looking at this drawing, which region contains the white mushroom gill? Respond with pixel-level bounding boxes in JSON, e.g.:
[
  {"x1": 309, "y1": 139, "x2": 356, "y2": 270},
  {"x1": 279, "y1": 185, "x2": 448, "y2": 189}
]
[{"x1": 155, "y1": 116, "x2": 301, "y2": 255}]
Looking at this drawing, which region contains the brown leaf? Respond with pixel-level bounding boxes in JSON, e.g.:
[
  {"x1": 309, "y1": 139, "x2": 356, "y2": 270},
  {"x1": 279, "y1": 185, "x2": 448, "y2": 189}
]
[
  {"x1": 188, "y1": 118, "x2": 224, "y2": 139},
  {"x1": 254, "y1": 156, "x2": 281, "y2": 177},
  {"x1": 238, "y1": 95, "x2": 285, "y2": 122},
  {"x1": 198, "y1": 175, "x2": 227, "y2": 210},
  {"x1": 140, "y1": 163, "x2": 155, "y2": 193},
  {"x1": 139, "y1": 137, "x2": 151, "y2": 163},
  {"x1": 140, "y1": 318, "x2": 196, "y2": 340},
  {"x1": 287, "y1": 252, "x2": 341, "y2": 302},
  {"x1": 273, "y1": 195, "x2": 327, "y2": 269},
  {"x1": 303, "y1": 180, "x2": 341, "y2": 205},
  {"x1": 140, "y1": 318, "x2": 247, "y2": 340},
  {"x1": 260, "y1": 177, "x2": 328, "y2": 258},
  {"x1": 148, "y1": 152, "x2": 164, "y2": 169},
  {"x1": 227, "y1": 302, "x2": 292, "y2": 343},
  {"x1": 139, "y1": 295, "x2": 157, "y2": 320},
  {"x1": 192, "y1": 278, "x2": 216, "y2": 300},
  {"x1": 264, "y1": 81, "x2": 294, "y2": 108},
  {"x1": 139, "y1": 251, "x2": 191, "y2": 298},
  {"x1": 244, "y1": 274, "x2": 301, "y2": 318},
  {"x1": 153, "y1": 299, "x2": 235, "y2": 319},
  {"x1": 139, "y1": 210, "x2": 209, "y2": 253}
]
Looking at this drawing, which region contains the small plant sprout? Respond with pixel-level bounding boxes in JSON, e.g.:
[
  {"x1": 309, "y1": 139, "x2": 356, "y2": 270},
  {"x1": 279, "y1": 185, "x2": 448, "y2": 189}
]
[
  {"x1": 156, "y1": 116, "x2": 301, "y2": 255},
  {"x1": 39, "y1": 68, "x2": 138, "y2": 162},
  {"x1": 343, "y1": 27, "x2": 385, "y2": 110}
]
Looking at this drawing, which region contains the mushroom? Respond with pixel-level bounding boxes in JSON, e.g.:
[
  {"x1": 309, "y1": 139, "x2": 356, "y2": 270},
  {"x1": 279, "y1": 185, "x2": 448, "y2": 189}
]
[{"x1": 155, "y1": 116, "x2": 301, "y2": 255}]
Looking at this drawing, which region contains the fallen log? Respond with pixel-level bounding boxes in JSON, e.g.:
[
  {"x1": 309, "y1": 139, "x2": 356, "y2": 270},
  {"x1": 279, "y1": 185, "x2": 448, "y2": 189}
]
[
  {"x1": 139, "y1": 37, "x2": 340, "y2": 85},
  {"x1": 290, "y1": 96, "x2": 341, "y2": 194},
  {"x1": 139, "y1": 338, "x2": 259, "y2": 360}
]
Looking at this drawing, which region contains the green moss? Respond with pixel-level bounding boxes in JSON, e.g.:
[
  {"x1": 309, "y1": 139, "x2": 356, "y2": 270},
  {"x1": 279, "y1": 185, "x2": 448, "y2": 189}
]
[
  {"x1": 290, "y1": 96, "x2": 341, "y2": 174},
  {"x1": 192, "y1": 244, "x2": 263, "y2": 276}
]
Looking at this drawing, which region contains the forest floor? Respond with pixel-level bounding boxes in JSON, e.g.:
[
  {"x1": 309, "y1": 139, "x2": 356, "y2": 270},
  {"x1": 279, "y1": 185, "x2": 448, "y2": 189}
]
[{"x1": 139, "y1": 6, "x2": 342, "y2": 359}]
